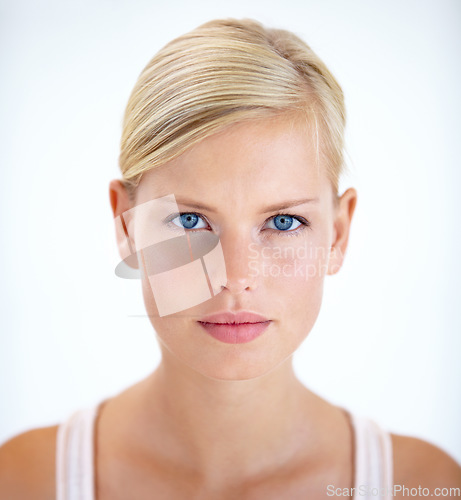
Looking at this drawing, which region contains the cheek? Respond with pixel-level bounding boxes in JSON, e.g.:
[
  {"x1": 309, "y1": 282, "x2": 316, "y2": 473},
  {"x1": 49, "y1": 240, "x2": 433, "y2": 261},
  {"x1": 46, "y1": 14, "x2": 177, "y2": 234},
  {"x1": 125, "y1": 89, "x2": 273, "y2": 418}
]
[
  {"x1": 140, "y1": 276, "x2": 189, "y2": 350},
  {"x1": 254, "y1": 235, "x2": 330, "y2": 322},
  {"x1": 141, "y1": 274, "x2": 158, "y2": 314}
]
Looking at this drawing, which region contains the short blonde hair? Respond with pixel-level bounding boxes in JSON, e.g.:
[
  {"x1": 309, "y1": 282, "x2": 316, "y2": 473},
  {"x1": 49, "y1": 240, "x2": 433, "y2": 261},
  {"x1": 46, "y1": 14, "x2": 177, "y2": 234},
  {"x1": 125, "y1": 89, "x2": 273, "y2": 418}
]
[{"x1": 119, "y1": 18, "x2": 346, "y2": 198}]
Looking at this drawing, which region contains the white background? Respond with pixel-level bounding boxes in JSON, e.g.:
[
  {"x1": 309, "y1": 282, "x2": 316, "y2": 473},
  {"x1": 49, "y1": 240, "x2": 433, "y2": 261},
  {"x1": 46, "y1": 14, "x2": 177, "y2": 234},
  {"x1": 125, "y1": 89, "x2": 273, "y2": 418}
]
[{"x1": 1, "y1": 0, "x2": 460, "y2": 463}]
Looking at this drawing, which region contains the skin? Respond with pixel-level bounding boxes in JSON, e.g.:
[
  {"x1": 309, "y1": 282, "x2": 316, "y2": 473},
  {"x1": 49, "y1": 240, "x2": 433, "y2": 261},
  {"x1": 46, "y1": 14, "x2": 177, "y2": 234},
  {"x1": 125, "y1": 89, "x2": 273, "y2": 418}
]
[
  {"x1": 0, "y1": 113, "x2": 460, "y2": 499},
  {"x1": 122, "y1": 113, "x2": 353, "y2": 385},
  {"x1": 100, "y1": 113, "x2": 359, "y2": 497}
]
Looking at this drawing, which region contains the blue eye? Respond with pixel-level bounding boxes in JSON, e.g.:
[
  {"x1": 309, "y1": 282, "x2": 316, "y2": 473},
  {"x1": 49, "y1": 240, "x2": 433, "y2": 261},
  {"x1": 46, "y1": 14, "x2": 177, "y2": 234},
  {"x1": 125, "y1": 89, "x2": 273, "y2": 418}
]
[
  {"x1": 169, "y1": 212, "x2": 208, "y2": 230},
  {"x1": 266, "y1": 214, "x2": 302, "y2": 232},
  {"x1": 165, "y1": 211, "x2": 310, "y2": 235}
]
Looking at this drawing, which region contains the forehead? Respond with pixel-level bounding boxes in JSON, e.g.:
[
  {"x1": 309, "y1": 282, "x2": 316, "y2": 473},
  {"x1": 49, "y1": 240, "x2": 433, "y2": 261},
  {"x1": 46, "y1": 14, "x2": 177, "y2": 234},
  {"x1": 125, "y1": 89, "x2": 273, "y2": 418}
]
[{"x1": 136, "y1": 115, "x2": 330, "y2": 206}]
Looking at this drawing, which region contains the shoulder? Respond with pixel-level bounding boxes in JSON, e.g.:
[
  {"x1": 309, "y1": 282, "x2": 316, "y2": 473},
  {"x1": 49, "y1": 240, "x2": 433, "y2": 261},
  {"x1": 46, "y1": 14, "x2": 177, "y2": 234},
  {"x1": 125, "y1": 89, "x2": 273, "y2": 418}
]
[
  {"x1": 391, "y1": 433, "x2": 461, "y2": 496},
  {"x1": 0, "y1": 424, "x2": 59, "y2": 499}
]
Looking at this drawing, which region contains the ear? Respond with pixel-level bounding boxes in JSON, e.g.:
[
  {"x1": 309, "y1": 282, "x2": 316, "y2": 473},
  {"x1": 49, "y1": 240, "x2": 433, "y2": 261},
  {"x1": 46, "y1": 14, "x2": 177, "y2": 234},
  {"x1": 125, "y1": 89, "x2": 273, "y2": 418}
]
[
  {"x1": 327, "y1": 187, "x2": 358, "y2": 275},
  {"x1": 109, "y1": 179, "x2": 138, "y2": 269}
]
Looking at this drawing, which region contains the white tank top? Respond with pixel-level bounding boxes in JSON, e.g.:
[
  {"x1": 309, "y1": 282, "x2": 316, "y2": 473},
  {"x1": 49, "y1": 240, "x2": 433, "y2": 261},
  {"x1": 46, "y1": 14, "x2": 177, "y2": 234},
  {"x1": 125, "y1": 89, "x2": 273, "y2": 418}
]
[{"x1": 55, "y1": 401, "x2": 394, "y2": 500}]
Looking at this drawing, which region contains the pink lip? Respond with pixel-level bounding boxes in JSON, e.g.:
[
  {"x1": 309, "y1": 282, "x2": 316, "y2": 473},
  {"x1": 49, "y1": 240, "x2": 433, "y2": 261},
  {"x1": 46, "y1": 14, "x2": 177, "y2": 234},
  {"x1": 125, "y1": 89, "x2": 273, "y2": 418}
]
[{"x1": 197, "y1": 311, "x2": 272, "y2": 344}]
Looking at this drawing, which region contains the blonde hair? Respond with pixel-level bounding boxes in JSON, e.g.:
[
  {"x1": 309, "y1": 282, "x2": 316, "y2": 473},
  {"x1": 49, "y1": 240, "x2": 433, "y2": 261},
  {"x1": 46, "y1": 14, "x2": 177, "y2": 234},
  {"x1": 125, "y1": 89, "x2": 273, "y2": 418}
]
[{"x1": 119, "y1": 18, "x2": 346, "y2": 199}]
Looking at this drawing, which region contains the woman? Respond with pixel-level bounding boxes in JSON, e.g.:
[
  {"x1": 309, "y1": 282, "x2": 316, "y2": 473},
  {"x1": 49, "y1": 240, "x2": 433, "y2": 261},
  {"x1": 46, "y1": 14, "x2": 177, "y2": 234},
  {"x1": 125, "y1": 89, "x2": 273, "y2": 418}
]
[{"x1": 1, "y1": 18, "x2": 460, "y2": 500}]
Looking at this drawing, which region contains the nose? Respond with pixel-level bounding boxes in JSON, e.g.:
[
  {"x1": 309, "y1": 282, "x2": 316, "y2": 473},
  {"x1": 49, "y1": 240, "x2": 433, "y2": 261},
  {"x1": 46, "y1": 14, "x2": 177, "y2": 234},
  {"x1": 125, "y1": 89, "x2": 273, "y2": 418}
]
[{"x1": 218, "y1": 230, "x2": 257, "y2": 294}]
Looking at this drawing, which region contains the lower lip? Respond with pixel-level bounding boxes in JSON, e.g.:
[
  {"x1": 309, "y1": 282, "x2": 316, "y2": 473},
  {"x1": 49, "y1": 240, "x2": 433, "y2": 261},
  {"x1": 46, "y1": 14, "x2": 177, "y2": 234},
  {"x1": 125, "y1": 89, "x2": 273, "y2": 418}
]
[{"x1": 198, "y1": 321, "x2": 271, "y2": 344}]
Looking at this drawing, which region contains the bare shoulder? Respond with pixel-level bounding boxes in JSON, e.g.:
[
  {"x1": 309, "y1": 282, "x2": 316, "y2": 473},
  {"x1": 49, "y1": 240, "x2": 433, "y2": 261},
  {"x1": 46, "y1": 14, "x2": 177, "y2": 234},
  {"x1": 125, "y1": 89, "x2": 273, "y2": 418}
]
[
  {"x1": 391, "y1": 433, "x2": 461, "y2": 496},
  {"x1": 0, "y1": 424, "x2": 59, "y2": 500}
]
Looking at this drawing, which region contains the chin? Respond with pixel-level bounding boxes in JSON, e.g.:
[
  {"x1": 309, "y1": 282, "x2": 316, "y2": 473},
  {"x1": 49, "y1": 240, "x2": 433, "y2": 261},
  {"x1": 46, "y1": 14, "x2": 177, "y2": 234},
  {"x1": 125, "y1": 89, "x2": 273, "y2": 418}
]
[
  {"x1": 186, "y1": 358, "x2": 289, "y2": 382},
  {"x1": 156, "y1": 328, "x2": 296, "y2": 382},
  {"x1": 199, "y1": 360, "x2": 284, "y2": 381}
]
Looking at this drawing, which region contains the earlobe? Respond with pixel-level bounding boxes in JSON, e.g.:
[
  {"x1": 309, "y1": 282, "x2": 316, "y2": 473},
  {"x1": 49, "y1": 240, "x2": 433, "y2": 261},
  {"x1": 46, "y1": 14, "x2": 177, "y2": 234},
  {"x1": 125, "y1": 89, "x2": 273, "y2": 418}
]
[{"x1": 326, "y1": 187, "x2": 358, "y2": 276}]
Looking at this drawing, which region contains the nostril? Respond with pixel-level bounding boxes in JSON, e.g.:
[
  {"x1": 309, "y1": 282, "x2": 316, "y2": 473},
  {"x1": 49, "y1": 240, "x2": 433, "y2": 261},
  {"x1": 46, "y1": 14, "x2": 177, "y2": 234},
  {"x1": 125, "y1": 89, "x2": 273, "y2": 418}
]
[{"x1": 221, "y1": 282, "x2": 252, "y2": 294}]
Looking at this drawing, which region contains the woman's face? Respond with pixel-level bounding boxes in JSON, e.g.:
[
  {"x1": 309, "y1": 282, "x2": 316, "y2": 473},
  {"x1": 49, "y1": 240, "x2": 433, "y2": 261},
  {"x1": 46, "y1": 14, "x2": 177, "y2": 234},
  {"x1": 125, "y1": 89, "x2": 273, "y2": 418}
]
[{"x1": 117, "y1": 114, "x2": 356, "y2": 380}]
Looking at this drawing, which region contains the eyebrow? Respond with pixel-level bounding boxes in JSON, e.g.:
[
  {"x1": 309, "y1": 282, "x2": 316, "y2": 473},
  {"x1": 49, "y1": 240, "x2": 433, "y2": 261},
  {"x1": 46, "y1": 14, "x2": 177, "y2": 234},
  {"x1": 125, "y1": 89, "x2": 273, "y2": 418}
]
[{"x1": 161, "y1": 196, "x2": 319, "y2": 214}]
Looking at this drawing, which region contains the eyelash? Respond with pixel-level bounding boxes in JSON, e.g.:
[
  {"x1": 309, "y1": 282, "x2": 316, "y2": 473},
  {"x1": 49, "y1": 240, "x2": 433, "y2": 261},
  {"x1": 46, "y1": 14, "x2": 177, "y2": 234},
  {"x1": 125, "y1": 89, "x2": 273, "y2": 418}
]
[
  {"x1": 270, "y1": 211, "x2": 311, "y2": 237},
  {"x1": 164, "y1": 211, "x2": 311, "y2": 237}
]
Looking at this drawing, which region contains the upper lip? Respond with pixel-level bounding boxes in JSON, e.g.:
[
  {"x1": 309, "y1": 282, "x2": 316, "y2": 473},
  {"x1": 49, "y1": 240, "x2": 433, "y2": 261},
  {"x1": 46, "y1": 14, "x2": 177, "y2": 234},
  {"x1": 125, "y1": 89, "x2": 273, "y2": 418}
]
[{"x1": 198, "y1": 311, "x2": 271, "y2": 324}]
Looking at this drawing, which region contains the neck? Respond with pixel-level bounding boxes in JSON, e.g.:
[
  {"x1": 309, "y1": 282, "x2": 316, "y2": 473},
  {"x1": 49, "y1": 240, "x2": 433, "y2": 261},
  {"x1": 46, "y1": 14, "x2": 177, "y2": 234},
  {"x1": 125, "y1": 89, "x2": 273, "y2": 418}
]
[{"x1": 128, "y1": 348, "x2": 326, "y2": 488}]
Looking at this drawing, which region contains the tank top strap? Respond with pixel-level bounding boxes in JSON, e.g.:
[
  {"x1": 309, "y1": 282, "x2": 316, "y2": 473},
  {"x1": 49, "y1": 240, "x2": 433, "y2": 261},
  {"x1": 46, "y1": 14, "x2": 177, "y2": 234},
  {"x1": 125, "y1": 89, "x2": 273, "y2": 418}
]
[
  {"x1": 349, "y1": 413, "x2": 394, "y2": 500},
  {"x1": 56, "y1": 403, "x2": 100, "y2": 500},
  {"x1": 56, "y1": 402, "x2": 393, "y2": 499}
]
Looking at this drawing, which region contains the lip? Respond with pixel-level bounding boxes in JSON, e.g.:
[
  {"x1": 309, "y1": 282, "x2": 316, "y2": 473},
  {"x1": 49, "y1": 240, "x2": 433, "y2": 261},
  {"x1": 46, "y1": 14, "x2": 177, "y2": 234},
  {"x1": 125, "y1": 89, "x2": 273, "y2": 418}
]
[
  {"x1": 197, "y1": 310, "x2": 272, "y2": 344},
  {"x1": 198, "y1": 311, "x2": 270, "y2": 324}
]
